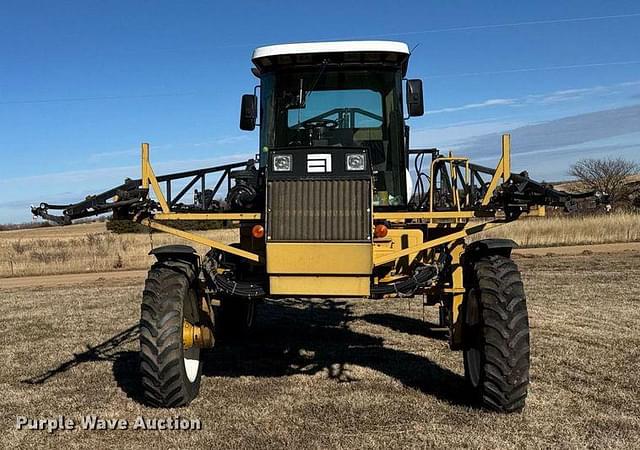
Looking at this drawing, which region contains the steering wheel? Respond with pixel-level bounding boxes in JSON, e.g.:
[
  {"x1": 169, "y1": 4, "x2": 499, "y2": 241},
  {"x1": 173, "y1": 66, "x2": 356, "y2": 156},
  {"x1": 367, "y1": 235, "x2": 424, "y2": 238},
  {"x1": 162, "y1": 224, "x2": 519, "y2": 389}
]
[{"x1": 301, "y1": 119, "x2": 338, "y2": 130}]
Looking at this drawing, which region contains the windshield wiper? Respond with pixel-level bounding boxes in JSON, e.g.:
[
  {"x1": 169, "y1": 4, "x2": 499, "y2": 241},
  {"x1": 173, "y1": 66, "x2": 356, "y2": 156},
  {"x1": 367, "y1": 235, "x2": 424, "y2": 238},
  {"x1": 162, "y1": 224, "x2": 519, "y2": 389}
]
[
  {"x1": 296, "y1": 59, "x2": 328, "y2": 129},
  {"x1": 303, "y1": 59, "x2": 329, "y2": 105}
]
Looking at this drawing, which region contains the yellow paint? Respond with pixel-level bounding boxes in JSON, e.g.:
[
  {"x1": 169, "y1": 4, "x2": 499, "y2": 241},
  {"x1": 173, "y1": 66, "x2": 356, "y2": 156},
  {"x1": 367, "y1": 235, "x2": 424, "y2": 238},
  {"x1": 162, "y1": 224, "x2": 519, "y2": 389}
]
[
  {"x1": 373, "y1": 229, "x2": 423, "y2": 267},
  {"x1": 481, "y1": 133, "x2": 511, "y2": 206},
  {"x1": 481, "y1": 163, "x2": 504, "y2": 206},
  {"x1": 266, "y1": 242, "x2": 372, "y2": 274},
  {"x1": 140, "y1": 143, "x2": 170, "y2": 213},
  {"x1": 147, "y1": 166, "x2": 171, "y2": 213},
  {"x1": 449, "y1": 242, "x2": 464, "y2": 324},
  {"x1": 269, "y1": 275, "x2": 370, "y2": 296},
  {"x1": 502, "y1": 133, "x2": 511, "y2": 181},
  {"x1": 183, "y1": 320, "x2": 214, "y2": 349},
  {"x1": 524, "y1": 205, "x2": 546, "y2": 217},
  {"x1": 373, "y1": 221, "x2": 503, "y2": 266},
  {"x1": 141, "y1": 143, "x2": 150, "y2": 190}
]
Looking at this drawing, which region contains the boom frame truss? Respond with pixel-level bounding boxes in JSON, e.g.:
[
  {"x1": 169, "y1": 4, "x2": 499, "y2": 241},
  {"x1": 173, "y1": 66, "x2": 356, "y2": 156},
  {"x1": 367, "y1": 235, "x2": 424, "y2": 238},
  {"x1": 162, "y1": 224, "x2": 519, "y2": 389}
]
[{"x1": 33, "y1": 134, "x2": 582, "y2": 272}]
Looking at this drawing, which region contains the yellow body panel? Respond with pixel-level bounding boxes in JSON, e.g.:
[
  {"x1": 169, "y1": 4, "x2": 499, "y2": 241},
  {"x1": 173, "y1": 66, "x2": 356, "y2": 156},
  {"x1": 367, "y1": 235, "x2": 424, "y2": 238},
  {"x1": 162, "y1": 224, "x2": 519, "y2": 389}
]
[
  {"x1": 269, "y1": 275, "x2": 370, "y2": 296},
  {"x1": 373, "y1": 229, "x2": 423, "y2": 280},
  {"x1": 373, "y1": 229, "x2": 423, "y2": 260},
  {"x1": 266, "y1": 242, "x2": 372, "y2": 274},
  {"x1": 267, "y1": 243, "x2": 372, "y2": 296}
]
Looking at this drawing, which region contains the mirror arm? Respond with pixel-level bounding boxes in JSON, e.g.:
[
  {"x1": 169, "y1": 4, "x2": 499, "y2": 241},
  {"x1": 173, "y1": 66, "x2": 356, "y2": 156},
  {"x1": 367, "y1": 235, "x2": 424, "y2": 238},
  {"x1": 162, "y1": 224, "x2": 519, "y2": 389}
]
[
  {"x1": 401, "y1": 77, "x2": 410, "y2": 120},
  {"x1": 253, "y1": 84, "x2": 261, "y2": 127}
]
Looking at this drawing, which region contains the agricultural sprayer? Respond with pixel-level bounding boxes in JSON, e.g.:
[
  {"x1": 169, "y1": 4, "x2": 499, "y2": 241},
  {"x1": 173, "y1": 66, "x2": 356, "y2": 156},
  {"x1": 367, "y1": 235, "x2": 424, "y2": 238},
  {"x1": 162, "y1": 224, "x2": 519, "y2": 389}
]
[{"x1": 33, "y1": 41, "x2": 596, "y2": 411}]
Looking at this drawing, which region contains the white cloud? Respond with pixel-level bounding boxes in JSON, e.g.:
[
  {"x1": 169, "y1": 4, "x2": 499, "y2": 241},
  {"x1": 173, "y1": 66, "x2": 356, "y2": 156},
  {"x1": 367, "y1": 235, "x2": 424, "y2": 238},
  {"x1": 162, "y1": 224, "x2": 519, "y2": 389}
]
[
  {"x1": 408, "y1": 104, "x2": 640, "y2": 182},
  {"x1": 428, "y1": 98, "x2": 516, "y2": 114},
  {"x1": 427, "y1": 79, "x2": 640, "y2": 115},
  {"x1": 466, "y1": 104, "x2": 640, "y2": 153},
  {"x1": 410, "y1": 117, "x2": 525, "y2": 148},
  {"x1": 213, "y1": 135, "x2": 251, "y2": 145}
]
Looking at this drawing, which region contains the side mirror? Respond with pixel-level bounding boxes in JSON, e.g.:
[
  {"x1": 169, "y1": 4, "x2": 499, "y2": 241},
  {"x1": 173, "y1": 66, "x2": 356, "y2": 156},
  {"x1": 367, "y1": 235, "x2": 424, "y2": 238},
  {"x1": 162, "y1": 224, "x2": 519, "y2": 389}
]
[
  {"x1": 406, "y1": 79, "x2": 424, "y2": 117},
  {"x1": 240, "y1": 94, "x2": 257, "y2": 131}
]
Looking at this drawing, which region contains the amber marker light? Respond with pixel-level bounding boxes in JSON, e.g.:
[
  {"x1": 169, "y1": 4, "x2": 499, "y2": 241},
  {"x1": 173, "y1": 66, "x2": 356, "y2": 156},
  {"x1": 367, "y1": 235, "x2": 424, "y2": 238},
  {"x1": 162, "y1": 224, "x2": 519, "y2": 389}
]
[
  {"x1": 252, "y1": 224, "x2": 265, "y2": 239},
  {"x1": 374, "y1": 224, "x2": 388, "y2": 238}
]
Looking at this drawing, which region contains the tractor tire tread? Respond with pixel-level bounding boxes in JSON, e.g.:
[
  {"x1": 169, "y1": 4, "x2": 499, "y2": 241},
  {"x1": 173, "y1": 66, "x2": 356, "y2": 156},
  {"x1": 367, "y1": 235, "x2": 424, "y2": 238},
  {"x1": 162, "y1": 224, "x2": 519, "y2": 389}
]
[
  {"x1": 467, "y1": 255, "x2": 530, "y2": 413},
  {"x1": 139, "y1": 263, "x2": 200, "y2": 407}
]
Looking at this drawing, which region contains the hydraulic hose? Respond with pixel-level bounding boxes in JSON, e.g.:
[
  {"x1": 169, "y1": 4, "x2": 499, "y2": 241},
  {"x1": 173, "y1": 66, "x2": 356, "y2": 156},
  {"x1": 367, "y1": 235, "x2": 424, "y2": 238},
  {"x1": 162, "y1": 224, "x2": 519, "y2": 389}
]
[
  {"x1": 213, "y1": 273, "x2": 266, "y2": 298},
  {"x1": 370, "y1": 265, "x2": 438, "y2": 296}
]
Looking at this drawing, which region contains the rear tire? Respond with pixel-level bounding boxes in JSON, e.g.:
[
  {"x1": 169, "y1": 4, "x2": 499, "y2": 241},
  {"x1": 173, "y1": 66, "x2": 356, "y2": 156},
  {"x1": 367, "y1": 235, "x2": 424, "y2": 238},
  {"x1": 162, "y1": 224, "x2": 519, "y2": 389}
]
[
  {"x1": 463, "y1": 255, "x2": 530, "y2": 412},
  {"x1": 139, "y1": 263, "x2": 202, "y2": 407}
]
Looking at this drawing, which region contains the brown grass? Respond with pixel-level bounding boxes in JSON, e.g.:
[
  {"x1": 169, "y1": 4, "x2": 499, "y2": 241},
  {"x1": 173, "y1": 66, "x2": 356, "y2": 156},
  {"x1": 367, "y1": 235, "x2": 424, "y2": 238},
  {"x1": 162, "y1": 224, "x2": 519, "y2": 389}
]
[
  {"x1": 1, "y1": 252, "x2": 639, "y2": 448},
  {"x1": 1, "y1": 212, "x2": 639, "y2": 278},
  {"x1": 474, "y1": 211, "x2": 640, "y2": 248},
  {"x1": 0, "y1": 222, "x2": 238, "y2": 277}
]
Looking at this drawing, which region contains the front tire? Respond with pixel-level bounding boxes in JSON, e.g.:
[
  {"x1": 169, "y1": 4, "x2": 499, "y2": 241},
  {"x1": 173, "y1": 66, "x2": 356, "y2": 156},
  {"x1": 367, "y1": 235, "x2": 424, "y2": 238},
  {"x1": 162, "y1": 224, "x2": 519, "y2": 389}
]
[
  {"x1": 463, "y1": 255, "x2": 530, "y2": 412},
  {"x1": 139, "y1": 263, "x2": 202, "y2": 407}
]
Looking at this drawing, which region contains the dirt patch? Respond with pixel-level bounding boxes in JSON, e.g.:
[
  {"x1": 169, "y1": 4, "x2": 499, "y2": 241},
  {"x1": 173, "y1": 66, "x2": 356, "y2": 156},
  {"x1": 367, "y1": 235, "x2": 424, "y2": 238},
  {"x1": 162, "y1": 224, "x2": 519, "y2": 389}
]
[
  {"x1": 0, "y1": 270, "x2": 148, "y2": 290},
  {"x1": 513, "y1": 241, "x2": 640, "y2": 257}
]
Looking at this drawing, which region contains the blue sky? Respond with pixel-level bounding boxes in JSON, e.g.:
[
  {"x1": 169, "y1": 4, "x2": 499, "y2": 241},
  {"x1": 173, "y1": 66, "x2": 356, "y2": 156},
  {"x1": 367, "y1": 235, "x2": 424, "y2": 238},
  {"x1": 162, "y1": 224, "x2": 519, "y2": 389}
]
[{"x1": 1, "y1": 0, "x2": 639, "y2": 223}]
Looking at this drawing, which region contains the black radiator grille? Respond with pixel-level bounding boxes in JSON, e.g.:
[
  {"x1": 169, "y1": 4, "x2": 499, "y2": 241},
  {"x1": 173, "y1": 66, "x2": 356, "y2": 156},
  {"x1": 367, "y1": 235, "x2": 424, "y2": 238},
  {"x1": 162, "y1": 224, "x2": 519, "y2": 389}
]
[{"x1": 267, "y1": 179, "x2": 371, "y2": 241}]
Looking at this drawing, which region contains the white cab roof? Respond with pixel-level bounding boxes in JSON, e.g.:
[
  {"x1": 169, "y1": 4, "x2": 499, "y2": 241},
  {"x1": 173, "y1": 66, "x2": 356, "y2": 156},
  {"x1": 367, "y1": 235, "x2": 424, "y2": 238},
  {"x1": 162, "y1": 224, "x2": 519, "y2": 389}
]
[{"x1": 252, "y1": 40, "x2": 410, "y2": 60}]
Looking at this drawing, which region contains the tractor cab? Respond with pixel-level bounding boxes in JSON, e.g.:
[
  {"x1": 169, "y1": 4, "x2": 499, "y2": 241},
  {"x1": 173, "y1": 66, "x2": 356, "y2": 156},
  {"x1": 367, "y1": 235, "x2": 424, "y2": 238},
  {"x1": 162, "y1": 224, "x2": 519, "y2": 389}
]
[{"x1": 242, "y1": 41, "x2": 424, "y2": 208}]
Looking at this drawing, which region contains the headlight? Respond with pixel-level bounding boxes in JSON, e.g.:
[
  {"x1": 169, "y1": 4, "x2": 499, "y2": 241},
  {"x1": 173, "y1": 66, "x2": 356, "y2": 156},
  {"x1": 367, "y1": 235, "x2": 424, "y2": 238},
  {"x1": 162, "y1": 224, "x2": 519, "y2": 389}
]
[
  {"x1": 346, "y1": 153, "x2": 366, "y2": 171},
  {"x1": 273, "y1": 154, "x2": 292, "y2": 172}
]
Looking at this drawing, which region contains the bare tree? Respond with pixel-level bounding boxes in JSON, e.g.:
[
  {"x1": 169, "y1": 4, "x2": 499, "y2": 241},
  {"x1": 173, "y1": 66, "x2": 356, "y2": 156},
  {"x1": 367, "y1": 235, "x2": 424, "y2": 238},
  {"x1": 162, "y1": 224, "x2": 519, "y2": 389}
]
[{"x1": 569, "y1": 157, "x2": 639, "y2": 205}]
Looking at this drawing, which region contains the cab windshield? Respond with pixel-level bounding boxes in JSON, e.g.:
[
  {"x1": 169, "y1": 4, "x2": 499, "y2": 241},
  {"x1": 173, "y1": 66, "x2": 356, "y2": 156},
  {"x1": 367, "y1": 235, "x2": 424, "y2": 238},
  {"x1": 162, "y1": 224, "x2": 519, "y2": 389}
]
[{"x1": 260, "y1": 68, "x2": 407, "y2": 206}]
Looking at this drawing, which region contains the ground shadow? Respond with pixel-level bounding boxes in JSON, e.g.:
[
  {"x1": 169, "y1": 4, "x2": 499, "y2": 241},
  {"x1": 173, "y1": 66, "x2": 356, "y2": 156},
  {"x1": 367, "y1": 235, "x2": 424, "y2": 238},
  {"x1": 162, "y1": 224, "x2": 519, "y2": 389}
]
[
  {"x1": 360, "y1": 313, "x2": 449, "y2": 341},
  {"x1": 112, "y1": 351, "x2": 144, "y2": 403},
  {"x1": 23, "y1": 299, "x2": 472, "y2": 408},
  {"x1": 21, "y1": 324, "x2": 146, "y2": 402},
  {"x1": 203, "y1": 299, "x2": 471, "y2": 407},
  {"x1": 22, "y1": 325, "x2": 139, "y2": 385}
]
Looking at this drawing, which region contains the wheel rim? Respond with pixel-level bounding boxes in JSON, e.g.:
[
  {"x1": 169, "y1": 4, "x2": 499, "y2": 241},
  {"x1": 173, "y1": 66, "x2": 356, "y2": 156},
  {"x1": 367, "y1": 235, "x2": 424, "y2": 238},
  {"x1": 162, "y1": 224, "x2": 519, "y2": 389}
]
[
  {"x1": 183, "y1": 288, "x2": 201, "y2": 384},
  {"x1": 183, "y1": 348, "x2": 200, "y2": 383}
]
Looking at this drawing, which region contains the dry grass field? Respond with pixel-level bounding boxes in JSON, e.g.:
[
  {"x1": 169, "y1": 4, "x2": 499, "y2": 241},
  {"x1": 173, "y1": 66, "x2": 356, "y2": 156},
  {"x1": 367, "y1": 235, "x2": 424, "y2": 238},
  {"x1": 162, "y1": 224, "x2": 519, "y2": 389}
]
[
  {"x1": 0, "y1": 222, "x2": 238, "y2": 277},
  {"x1": 475, "y1": 211, "x2": 640, "y2": 247},
  {"x1": 1, "y1": 251, "x2": 639, "y2": 448},
  {"x1": 1, "y1": 212, "x2": 639, "y2": 278}
]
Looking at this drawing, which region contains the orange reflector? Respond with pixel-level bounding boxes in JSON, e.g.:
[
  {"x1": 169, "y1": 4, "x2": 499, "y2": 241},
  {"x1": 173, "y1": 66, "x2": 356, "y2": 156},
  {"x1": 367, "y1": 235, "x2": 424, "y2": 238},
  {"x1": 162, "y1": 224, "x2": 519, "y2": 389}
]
[
  {"x1": 252, "y1": 224, "x2": 265, "y2": 239},
  {"x1": 374, "y1": 224, "x2": 388, "y2": 238}
]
